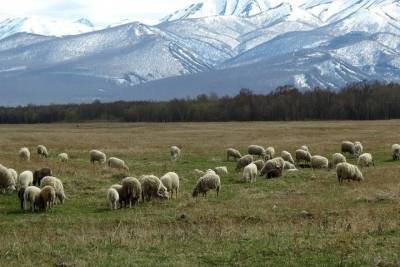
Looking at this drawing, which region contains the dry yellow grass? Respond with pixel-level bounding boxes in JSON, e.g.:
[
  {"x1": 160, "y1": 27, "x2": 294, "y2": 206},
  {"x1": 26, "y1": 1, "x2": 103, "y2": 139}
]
[{"x1": 0, "y1": 121, "x2": 399, "y2": 266}]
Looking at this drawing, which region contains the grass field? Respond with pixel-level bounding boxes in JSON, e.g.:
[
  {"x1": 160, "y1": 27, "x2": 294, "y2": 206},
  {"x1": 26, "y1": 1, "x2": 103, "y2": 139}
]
[{"x1": 0, "y1": 121, "x2": 399, "y2": 266}]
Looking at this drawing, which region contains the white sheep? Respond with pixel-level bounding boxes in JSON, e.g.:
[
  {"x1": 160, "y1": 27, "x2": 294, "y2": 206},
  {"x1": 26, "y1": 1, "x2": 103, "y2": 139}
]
[
  {"x1": 357, "y1": 153, "x2": 374, "y2": 168},
  {"x1": 265, "y1": 147, "x2": 275, "y2": 160},
  {"x1": 281, "y1": 151, "x2": 294, "y2": 164},
  {"x1": 170, "y1": 146, "x2": 181, "y2": 161},
  {"x1": 19, "y1": 147, "x2": 30, "y2": 161},
  {"x1": 311, "y1": 155, "x2": 329, "y2": 169},
  {"x1": 236, "y1": 155, "x2": 254, "y2": 171},
  {"x1": 192, "y1": 172, "x2": 221, "y2": 197},
  {"x1": 260, "y1": 157, "x2": 285, "y2": 178},
  {"x1": 40, "y1": 176, "x2": 66, "y2": 204},
  {"x1": 17, "y1": 170, "x2": 33, "y2": 190},
  {"x1": 392, "y1": 144, "x2": 400, "y2": 161},
  {"x1": 330, "y1": 153, "x2": 347, "y2": 168},
  {"x1": 37, "y1": 145, "x2": 49, "y2": 158},
  {"x1": 139, "y1": 175, "x2": 169, "y2": 201},
  {"x1": 295, "y1": 149, "x2": 312, "y2": 166},
  {"x1": 23, "y1": 186, "x2": 41, "y2": 212},
  {"x1": 160, "y1": 172, "x2": 180, "y2": 199},
  {"x1": 107, "y1": 157, "x2": 129, "y2": 171},
  {"x1": 248, "y1": 145, "x2": 266, "y2": 158},
  {"x1": 284, "y1": 161, "x2": 297, "y2": 170},
  {"x1": 336, "y1": 162, "x2": 364, "y2": 183},
  {"x1": 243, "y1": 163, "x2": 257, "y2": 183},
  {"x1": 58, "y1": 153, "x2": 69, "y2": 162},
  {"x1": 341, "y1": 141, "x2": 355, "y2": 156},
  {"x1": 213, "y1": 166, "x2": 228, "y2": 176},
  {"x1": 227, "y1": 148, "x2": 242, "y2": 161},
  {"x1": 354, "y1": 141, "x2": 363, "y2": 157},
  {"x1": 8, "y1": 168, "x2": 18, "y2": 184},
  {"x1": 90, "y1": 149, "x2": 106, "y2": 164},
  {"x1": 0, "y1": 164, "x2": 16, "y2": 193},
  {"x1": 107, "y1": 187, "x2": 119, "y2": 210}
]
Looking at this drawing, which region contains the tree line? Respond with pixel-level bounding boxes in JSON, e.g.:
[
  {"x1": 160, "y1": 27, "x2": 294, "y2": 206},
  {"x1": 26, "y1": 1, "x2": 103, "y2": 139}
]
[{"x1": 1, "y1": 81, "x2": 400, "y2": 124}]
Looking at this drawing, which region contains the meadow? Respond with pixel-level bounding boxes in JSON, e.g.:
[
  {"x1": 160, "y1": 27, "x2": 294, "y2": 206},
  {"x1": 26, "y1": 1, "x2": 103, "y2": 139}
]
[{"x1": 0, "y1": 121, "x2": 399, "y2": 266}]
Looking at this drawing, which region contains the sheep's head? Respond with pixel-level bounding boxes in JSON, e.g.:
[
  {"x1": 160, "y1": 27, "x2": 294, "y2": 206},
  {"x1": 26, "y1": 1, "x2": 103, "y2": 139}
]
[{"x1": 157, "y1": 185, "x2": 169, "y2": 199}]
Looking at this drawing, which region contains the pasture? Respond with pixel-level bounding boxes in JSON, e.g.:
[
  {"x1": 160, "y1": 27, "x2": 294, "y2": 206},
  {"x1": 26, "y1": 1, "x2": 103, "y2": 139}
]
[{"x1": 0, "y1": 121, "x2": 399, "y2": 266}]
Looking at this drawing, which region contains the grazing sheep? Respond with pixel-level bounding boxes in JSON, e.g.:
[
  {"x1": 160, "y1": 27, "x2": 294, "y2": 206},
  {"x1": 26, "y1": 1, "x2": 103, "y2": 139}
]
[
  {"x1": 40, "y1": 176, "x2": 66, "y2": 204},
  {"x1": 354, "y1": 142, "x2": 363, "y2": 157},
  {"x1": 17, "y1": 170, "x2": 34, "y2": 190},
  {"x1": 248, "y1": 145, "x2": 266, "y2": 158},
  {"x1": 265, "y1": 147, "x2": 275, "y2": 160},
  {"x1": 192, "y1": 172, "x2": 221, "y2": 197},
  {"x1": 90, "y1": 150, "x2": 106, "y2": 164},
  {"x1": 160, "y1": 172, "x2": 180, "y2": 199},
  {"x1": 170, "y1": 146, "x2": 181, "y2": 161},
  {"x1": 58, "y1": 153, "x2": 69, "y2": 163},
  {"x1": 214, "y1": 166, "x2": 228, "y2": 176},
  {"x1": 243, "y1": 163, "x2": 257, "y2": 183},
  {"x1": 0, "y1": 164, "x2": 16, "y2": 193},
  {"x1": 8, "y1": 168, "x2": 18, "y2": 184},
  {"x1": 107, "y1": 157, "x2": 129, "y2": 171},
  {"x1": 341, "y1": 141, "x2": 355, "y2": 156},
  {"x1": 37, "y1": 186, "x2": 56, "y2": 212},
  {"x1": 295, "y1": 149, "x2": 312, "y2": 166},
  {"x1": 284, "y1": 161, "x2": 297, "y2": 170},
  {"x1": 236, "y1": 155, "x2": 254, "y2": 171},
  {"x1": 300, "y1": 145, "x2": 309, "y2": 152},
  {"x1": 110, "y1": 184, "x2": 129, "y2": 208},
  {"x1": 33, "y1": 168, "x2": 53, "y2": 186},
  {"x1": 357, "y1": 153, "x2": 374, "y2": 168},
  {"x1": 19, "y1": 147, "x2": 30, "y2": 161},
  {"x1": 23, "y1": 186, "x2": 41, "y2": 212},
  {"x1": 260, "y1": 157, "x2": 285, "y2": 178},
  {"x1": 281, "y1": 151, "x2": 294, "y2": 164},
  {"x1": 139, "y1": 175, "x2": 169, "y2": 201},
  {"x1": 253, "y1": 159, "x2": 265, "y2": 172},
  {"x1": 330, "y1": 153, "x2": 347, "y2": 168},
  {"x1": 121, "y1": 177, "x2": 142, "y2": 206},
  {"x1": 392, "y1": 144, "x2": 400, "y2": 161},
  {"x1": 37, "y1": 145, "x2": 49, "y2": 158},
  {"x1": 227, "y1": 148, "x2": 242, "y2": 161},
  {"x1": 336, "y1": 162, "x2": 364, "y2": 183},
  {"x1": 311, "y1": 155, "x2": 329, "y2": 169},
  {"x1": 107, "y1": 188, "x2": 120, "y2": 210}
]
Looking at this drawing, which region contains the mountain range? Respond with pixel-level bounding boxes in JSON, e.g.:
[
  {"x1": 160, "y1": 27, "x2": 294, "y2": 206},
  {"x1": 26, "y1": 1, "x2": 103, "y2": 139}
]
[{"x1": 0, "y1": 0, "x2": 400, "y2": 106}]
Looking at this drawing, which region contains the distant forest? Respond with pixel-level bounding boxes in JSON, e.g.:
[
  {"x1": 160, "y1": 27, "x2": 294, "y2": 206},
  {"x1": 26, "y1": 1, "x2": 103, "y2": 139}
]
[{"x1": 1, "y1": 82, "x2": 400, "y2": 123}]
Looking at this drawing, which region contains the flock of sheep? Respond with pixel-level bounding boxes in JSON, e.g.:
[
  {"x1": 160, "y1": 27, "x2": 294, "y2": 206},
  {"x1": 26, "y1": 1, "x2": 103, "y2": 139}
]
[{"x1": 0, "y1": 141, "x2": 399, "y2": 212}]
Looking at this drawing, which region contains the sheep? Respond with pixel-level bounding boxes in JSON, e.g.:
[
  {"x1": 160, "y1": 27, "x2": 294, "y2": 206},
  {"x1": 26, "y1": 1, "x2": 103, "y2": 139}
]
[
  {"x1": 192, "y1": 172, "x2": 221, "y2": 197},
  {"x1": 121, "y1": 177, "x2": 142, "y2": 206},
  {"x1": 295, "y1": 149, "x2": 312, "y2": 166},
  {"x1": 253, "y1": 159, "x2": 265, "y2": 172},
  {"x1": 341, "y1": 141, "x2": 355, "y2": 156},
  {"x1": 236, "y1": 155, "x2": 254, "y2": 171},
  {"x1": 392, "y1": 144, "x2": 400, "y2": 161},
  {"x1": 336, "y1": 162, "x2": 364, "y2": 183},
  {"x1": 19, "y1": 147, "x2": 30, "y2": 161},
  {"x1": 205, "y1": 169, "x2": 217, "y2": 175},
  {"x1": 170, "y1": 146, "x2": 181, "y2": 161},
  {"x1": 311, "y1": 155, "x2": 329, "y2": 169},
  {"x1": 17, "y1": 170, "x2": 33, "y2": 190},
  {"x1": 160, "y1": 172, "x2": 180, "y2": 199},
  {"x1": 36, "y1": 186, "x2": 56, "y2": 212},
  {"x1": 194, "y1": 169, "x2": 205, "y2": 177},
  {"x1": 227, "y1": 148, "x2": 242, "y2": 161},
  {"x1": 37, "y1": 145, "x2": 49, "y2": 158},
  {"x1": 40, "y1": 176, "x2": 66, "y2": 204},
  {"x1": 354, "y1": 141, "x2": 363, "y2": 157},
  {"x1": 139, "y1": 175, "x2": 169, "y2": 201},
  {"x1": 107, "y1": 187, "x2": 120, "y2": 210},
  {"x1": 107, "y1": 157, "x2": 129, "y2": 171},
  {"x1": 357, "y1": 153, "x2": 374, "y2": 168},
  {"x1": 33, "y1": 168, "x2": 53, "y2": 186},
  {"x1": 58, "y1": 153, "x2": 69, "y2": 163},
  {"x1": 300, "y1": 145, "x2": 309, "y2": 152},
  {"x1": 8, "y1": 168, "x2": 18, "y2": 184},
  {"x1": 23, "y1": 186, "x2": 41, "y2": 212},
  {"x1": 90, "y1": 149, "x2": 106, "y2": 164},
  {"x1": 0, "y1": 164, "x2": 16, "y2": 193},
  {"x1": 330, "y1": 153, "x2": 347, "y2": 168},
  {"x1": 284, "y1": 161, "x2": 297, "y2": 170},
  {"x1": 248, "y1": 145, "x2": 266, "y2": 158},
  {"x1": 110, "y1": 184, "x2": 129, "y2": 208},
  {"x1": 281, "y1": 151, "x2": 294, "y2": 164},
  {"x1": 213, "y1": 166, "x2": 228, "y2": 176},
  {"x1": 243, "y1": 163, "x2": 257, "y2": 183},
  {"x1": 260, "y1": 157, "x2": 285, "y2": 179},
  {"x1": 265, "y1": 147, "x2": 275, "y2": 160}
]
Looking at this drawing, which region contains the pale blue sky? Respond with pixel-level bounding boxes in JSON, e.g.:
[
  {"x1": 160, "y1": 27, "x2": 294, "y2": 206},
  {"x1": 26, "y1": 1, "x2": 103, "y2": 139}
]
[{"x1": 0, "y1": 0, "x2": 197, "y2": 25}]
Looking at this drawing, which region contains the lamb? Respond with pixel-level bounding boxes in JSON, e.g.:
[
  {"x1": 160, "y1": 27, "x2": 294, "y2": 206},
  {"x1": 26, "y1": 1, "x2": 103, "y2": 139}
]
[
  {"x1": 341, "y1": 141, "x2": 355, "y2": 156},
  {"x1": 160, "y1": 172, "x2": 180, "y2": 199},
  {"x1": 109, "y1": 184, "x2": 129, "y2": 208},
  {"x1": 23, "y1": 186, "x2": 41, "y2": 212},
  {"x1": 357, "y1": 153, "x2": 374, "y2": 168},
  {"x1": 90, "y1": 149, "x2": 106, "y2": 164},
  {"x1": 260, "y1": 157, "x2": 285, "y2": 178},
  {"x1": 236, "y1": 155, "x2": 254, "y2": 171},
  {"x1": 36, "y1": 186, "x2": 56, "y2": 212},
  {"x1": 58, "y1": 153, "x2": 69, "y2": 162},
  {"x1": 243, "y1": 163, "x2": 257, "y2": 183},
  {"x1": 213, "y1": 166, "x2": 228, "y2": 176},
  {"x1": 40, "y1": 176, "x2": 66, "y2": 204},
  {"x1": 139, "y1": 175, "x2": 169, "y2": 201},
  {"x1": 281, "y1": 151, "x2": 294, "y2": 164},
  {"x1": 19, "y1": 147, "x2": 30, "y2": 161},
  {"x1": 0, "y1": 164, "x2": 16, "y2": 193},
  {"x1": 311, "y1": 155, "x2": 329, "y2": 169},
  {"x1": 107, "y1": 157, "x2": 129, "y2": 171},
  {"x1": 354, "y1": 141, "x2": 363, "y2": 157},
  {"x1": 284, "y1": 161, "x2": 297, "y2": 170},
  {"x1": 248, "y1": 145, "x2": 266, "y2": 158},
  {"x1": 17, "y1": 170, "x2": 33, "y2": 190},
  {"x1": 227, "y1": 148, "x2": 242, "y2": 161},
  {"x1": 295, "y1": 149, "x2": 312, "y2": 166},
  {"x1": 253, "y1": 159, "x2": 265, "y2": 172},
  {"x1": 107, "y1": 187, "x2": 120, "y2": 210},
  {"x1": 33, "y1": 168, "x2": 53, "y2": 186},
  {"x1": 336, "y1": 162, "x2": 364, "y2": 183},
  {"x1": 330, "y1": 153, "x2": 347, "y2": 168},
  {"x1": 392, "y1": 144, "x2": 400, "y2": 161},
  {"x1": 170, "y1": 146, "x2": 181, "y2": 161},
  {"x1": 192, "y1": 172, "x2": 221, "y2": 197},
  {"x1": 37, "y1": 145, "x2": 49, "y2": 158},
  {"x1": 121, "y1": 177, "x2": 142, "y2": 206},
  {"x1": 265, "y1": 147, "x2": 276, "y2": 160}
]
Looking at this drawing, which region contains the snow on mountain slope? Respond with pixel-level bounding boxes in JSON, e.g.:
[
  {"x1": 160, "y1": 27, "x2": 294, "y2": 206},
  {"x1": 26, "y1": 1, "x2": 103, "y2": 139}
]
[{"x1": 0, "y1": 33, "x2": 55, "y2": 52}]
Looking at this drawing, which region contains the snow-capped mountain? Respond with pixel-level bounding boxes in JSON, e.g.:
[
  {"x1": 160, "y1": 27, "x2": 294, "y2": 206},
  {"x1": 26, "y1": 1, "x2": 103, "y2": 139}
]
[{"x1": 0, "y1": 0, "x2": 400, "y2": 105}]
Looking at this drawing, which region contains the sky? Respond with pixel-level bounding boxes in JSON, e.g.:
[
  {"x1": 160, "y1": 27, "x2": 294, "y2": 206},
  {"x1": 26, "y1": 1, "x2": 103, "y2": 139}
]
[{"x1": 0, "y1": 0, "x2": 197, "y2": 25}]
